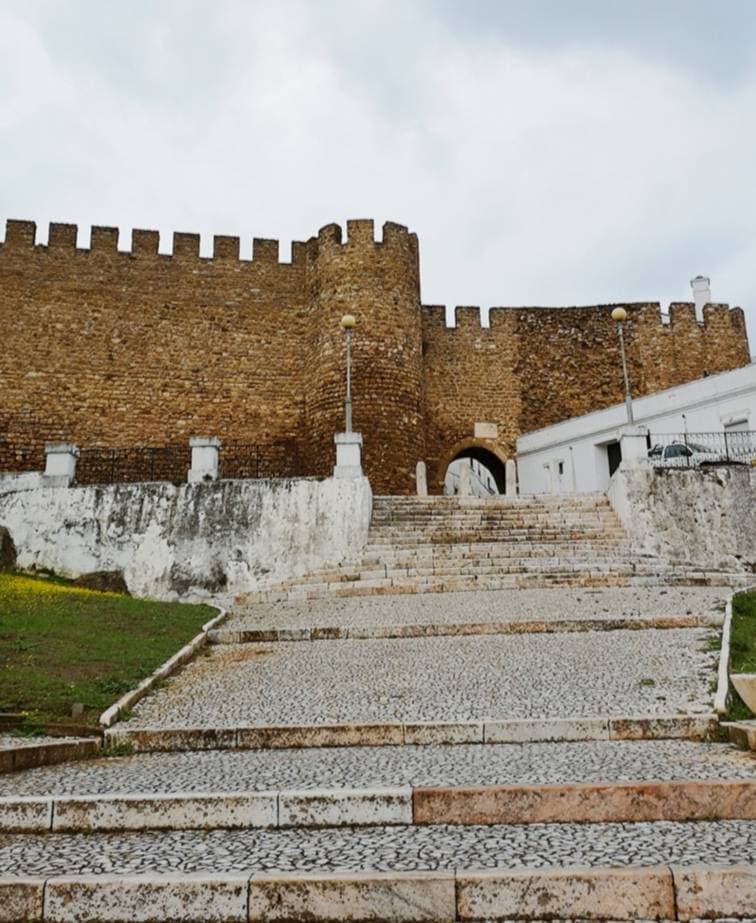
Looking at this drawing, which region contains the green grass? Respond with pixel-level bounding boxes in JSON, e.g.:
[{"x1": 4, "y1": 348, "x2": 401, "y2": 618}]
[
  {"x1": 0, "y1": 572, "x2": 214, "y2": 728},
  {"x1": 730, "y1": 591, "x2": 756, "y2": 673},
  {"x1": 725, "y1": 590, "x2": 756, "y2": 721}
]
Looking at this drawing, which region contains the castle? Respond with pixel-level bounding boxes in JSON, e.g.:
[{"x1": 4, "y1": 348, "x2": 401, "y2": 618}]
[{"x1": 0, "y1": 218, "x2": 750, "y2": 494}]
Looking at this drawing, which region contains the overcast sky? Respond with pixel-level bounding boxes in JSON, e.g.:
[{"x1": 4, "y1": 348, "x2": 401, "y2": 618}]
[{"x1": 2, "y1": 0, "x2": 755, "y2": 345}]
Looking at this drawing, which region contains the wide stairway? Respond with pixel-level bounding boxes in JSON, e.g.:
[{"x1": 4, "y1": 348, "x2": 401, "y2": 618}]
[
  {"x1": 0, "y1": 499, "x2": 753, "y2": 920},
  {"x1": 240, "y1": 493, "x2": 738, "y2": 606}
]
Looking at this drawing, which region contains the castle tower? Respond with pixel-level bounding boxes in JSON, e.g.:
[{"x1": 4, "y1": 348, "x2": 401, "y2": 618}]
[{"x1": 303, "y1": 220, "x2": 426, "y2": 494}]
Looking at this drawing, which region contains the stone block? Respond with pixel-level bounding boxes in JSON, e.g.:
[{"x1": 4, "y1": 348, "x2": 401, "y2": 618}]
[
  {"x1": 455, "y1": 865, "x2": 675, "y2": 921},
  {"x1": 44, "y1": 874, "x2": 249, "y2": 922},
  {"x1": 403, "y1": 721, "x2": 484, "y2": 745},
  {"x1": 0, "y1": 797, "x2": 52, "y2": 832},
  {"x1": 105, "y1": 727, "x2": 236, "y2": 752},
  {"x1": 484, "y1": 717, "x2": 610, "y2": 743},
  {"x1": 11, "y1": 739, "x2": 100, "y2": 771},
  {"x1": 279, "y1": 788, "x2": 412, "y2": 828},
  {"x1": 0, "y1": 877, "x2": 45, "y2": 922},
  {"x1": 726, "y1": 720, "x2": 756, "y2": 751},
  {"x1": 674, "y1": 865, "x2": 756, "y2": 920},
  {"x1": 248, "y1": 871, "x2": 456, "y2": 922},
  {"x1": 608, "y1": 714, "x2": 717, "y2": 740},
  {"x1": 412, "y1": 779, "x2": 756, "y2": 826},
  {"x1": 237, "y1": 722, "x2": 404, "y2": 749},
  {"x1": 52, "y1": 792, "x2": 277, "y2": 832}
]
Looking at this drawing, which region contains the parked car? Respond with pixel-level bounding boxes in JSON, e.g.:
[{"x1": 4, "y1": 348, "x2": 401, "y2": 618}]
[{"x1": 647, "y1": 442, "x2": 728, "y2": 467}]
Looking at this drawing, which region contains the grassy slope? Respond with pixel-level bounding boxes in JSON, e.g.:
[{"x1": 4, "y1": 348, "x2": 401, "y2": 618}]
[
  {"x1": 0, "y1": 573, "x2": 214, "y2": 728},
  {"x1": 728, "y1": 590, "x2": 756, "y2": 720}
]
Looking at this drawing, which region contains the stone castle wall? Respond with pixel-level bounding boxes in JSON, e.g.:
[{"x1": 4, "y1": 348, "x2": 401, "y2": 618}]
[{"x1": 0, "y1": 218, "x2": 750, "y2": 494}]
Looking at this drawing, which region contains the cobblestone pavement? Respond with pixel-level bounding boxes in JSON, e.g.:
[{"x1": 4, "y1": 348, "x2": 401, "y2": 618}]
[
  {"x1": 126, "y1": 628, "x2": 717, "y2": 728},
  {"x1": 2, "y1": 741, "x2": 753, "y2": 797},
  {"x1": 1, "y1": 820, "x2": 754, "y2": 876},
  {"x1": 229, "y1": 587, "x2": 726, "y2": 631}
]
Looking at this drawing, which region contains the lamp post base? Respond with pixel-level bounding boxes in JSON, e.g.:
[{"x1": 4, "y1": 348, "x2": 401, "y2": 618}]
[{"x1": 333, "y1": 432, "x2": 363, "y2": 479}]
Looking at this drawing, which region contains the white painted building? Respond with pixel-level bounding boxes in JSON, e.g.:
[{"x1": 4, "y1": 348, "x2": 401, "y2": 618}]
[{"x1": 516, "y1": 362, "x2": 756, "y2": 495}]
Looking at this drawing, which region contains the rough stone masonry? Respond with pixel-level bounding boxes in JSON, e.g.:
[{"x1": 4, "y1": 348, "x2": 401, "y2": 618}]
[{"x1": 0, "y1": 218, "x2": 749, "y2": 493}]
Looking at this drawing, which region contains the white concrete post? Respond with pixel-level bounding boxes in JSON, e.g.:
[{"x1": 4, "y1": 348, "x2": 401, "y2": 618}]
[
  {"x1": 618, "y1": 425, "x2": 649, "y2": 469},
  {"x1": 44, "y1": 443, "x2": 79, "y2": 485},
  {"x1": 333, "y1": 432, "x2": 363, "y2": 479},
  {"x1": 188, "y1": 436, "x2": 220, "y2": 483},
  {"x1": 505, "y1": 458, "x2": 517, "y2": 496},
  {"x1": 415, "y1": 461, "x2": 428, "y2": 497},
  {"x1": 458, "y1": 461, "x2": 472, "y2": 497}
]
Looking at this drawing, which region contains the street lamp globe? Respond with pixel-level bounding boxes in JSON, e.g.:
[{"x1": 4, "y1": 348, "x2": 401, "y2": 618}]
[
  {"x1": 611, "y1": 307, "x2": 627, "y2": 323},
  {"x1": 340, "y1": 314, "x2": 356, "y2": 330}
]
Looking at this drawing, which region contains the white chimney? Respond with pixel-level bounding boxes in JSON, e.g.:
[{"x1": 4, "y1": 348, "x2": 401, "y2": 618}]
[{"x1": 690, "y1": 275, "x2": 711, "y2": 322}]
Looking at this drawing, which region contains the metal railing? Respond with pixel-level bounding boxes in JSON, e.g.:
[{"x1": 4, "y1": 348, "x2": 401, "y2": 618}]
[
  {"x1": 75, "y1": 446, "x2": 191, "y2": 485},
  {"x1": 219, "y1": 442, "x2": 300, "y2": 480},
  {"x1": 647, "y1": 431, "x2": 756, "y2": 468}
]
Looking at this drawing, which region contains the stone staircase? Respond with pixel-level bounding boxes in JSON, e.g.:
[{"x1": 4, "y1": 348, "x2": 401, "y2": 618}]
[
  {"x1": 238, "y1": 493, "x2": 739, "y2": 606},
  {"x1": 0, "y1": 497, "x2": 754, "y2": 921}
]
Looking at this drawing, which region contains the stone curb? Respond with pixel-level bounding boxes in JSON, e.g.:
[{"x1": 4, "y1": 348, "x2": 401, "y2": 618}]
[
  {"x1": 412, "y1": 778, "x2": 756, "y2": 826},
  {"x1": 208, "y1": 612, "x2": 723, "y2": 644},
  {"x1": 0, "y1": 787, "x2": 412, "y2": 834},
  {"x1": 0, "y1": 738, "x2": 100, "y2": 776},
  {"x1": 4, "y1": 777, "x2": 753, "y2": 835},
  {"x1": 725, "y1": 719, "x2": 756, "y2": 751},
  {"x1": 104, "y1": 713, "x2": 719, "y2": 753},
  {"x1": 1, "y1": 864, "x2": 753, "y2": 921},
  {"x1": 715, "y1": 581, "x2": 756, "y2": 715},
  {"x1": 99, "y1": 606, "x2": 228, "y2": 729}
]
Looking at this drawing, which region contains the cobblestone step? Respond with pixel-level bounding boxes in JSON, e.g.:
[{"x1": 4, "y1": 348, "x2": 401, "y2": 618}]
[
  {"x1": 104, "y1": 627, "x2": 720, "y2": 739},
  {"x1": 0, "y1": 824, "x2": 754, "y2": 922},
  {"x1": 3, "y1": 740, "x2": 749, "y2": 799},
  {"x1": 2, "y1": 740, "x2": 753, "y2": 834}
]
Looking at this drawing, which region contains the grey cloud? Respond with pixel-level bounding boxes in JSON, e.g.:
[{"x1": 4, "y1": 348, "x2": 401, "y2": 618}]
[{"x1": 0, "y1": 0, "x2": 754, "y2": 346}]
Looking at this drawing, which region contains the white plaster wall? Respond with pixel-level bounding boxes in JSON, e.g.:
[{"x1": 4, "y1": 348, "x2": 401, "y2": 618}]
[
  {"x1": 0, "y1": 476, "x2": 372, "y2": 601},
  {"x1": 608, "y1": 464, "x2": 756, "y2": 572},
  {"x1": 517, "y1": 363, "x2": 756, "y2": 495}
]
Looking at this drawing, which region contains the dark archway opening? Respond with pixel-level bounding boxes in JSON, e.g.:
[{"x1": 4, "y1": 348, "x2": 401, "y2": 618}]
[{"x1": 444, "y1": 447, "x2": 507, "y2": 496}]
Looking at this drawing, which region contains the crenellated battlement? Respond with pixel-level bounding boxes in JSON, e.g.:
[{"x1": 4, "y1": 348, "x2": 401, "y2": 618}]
[
  {"x1": 420, "y1": 300, "x2": 747, "y2": 337},
  {"x1": 1, "y1": 217, "x2": 422, "y2": 269},
  {"x1": 0, "y1": 219, "x2": 309, "y2": 267},
  {"x1": 308, "y1": 219, "x2": 418, "y2": 257}
]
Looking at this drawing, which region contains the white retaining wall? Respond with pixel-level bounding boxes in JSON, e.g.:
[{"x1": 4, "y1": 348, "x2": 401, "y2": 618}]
[
  {"x1": 608, "y1": 464, "x2": 756, "y2": 572},
  {"x1": 0, "y1": 477, "x2": 372, "y2": 600}
]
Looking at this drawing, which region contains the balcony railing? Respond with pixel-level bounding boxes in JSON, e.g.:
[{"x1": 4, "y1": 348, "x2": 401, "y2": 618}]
[{"x1": 647, "y1": 431, "x2": 756, "y2": 468}]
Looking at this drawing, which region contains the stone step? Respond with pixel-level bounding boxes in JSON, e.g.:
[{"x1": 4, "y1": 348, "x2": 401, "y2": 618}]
[
  {"x1": 2, "y1": 772, "x2": 753, "y2": 835},
  {"x1": 726, "y1": 720, "x2": 756, "y2": 751},
  {"x1": 208, "y1": 612, "x2": 724, "y2": 644},
  {"x1": 239, "y1": 571, "x2": 741, "y2": 604},
  {"x1": 104, "y1": 715, "x2": 719, "y2": 755},
  {"x1": 1, "y1": 824, "x2": 754, "y2": 921},
  {"x1": 247, "y1": 565, "x2": 739, "y2": 602}
]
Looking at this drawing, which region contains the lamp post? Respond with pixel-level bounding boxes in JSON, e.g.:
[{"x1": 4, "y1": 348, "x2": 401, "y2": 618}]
[
  {"x1": 611, "y1": 307, "x2": 634, "y2": 424},
  {"x1": 340, "y1": 314, "x2": 356, "y2": 432}
]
